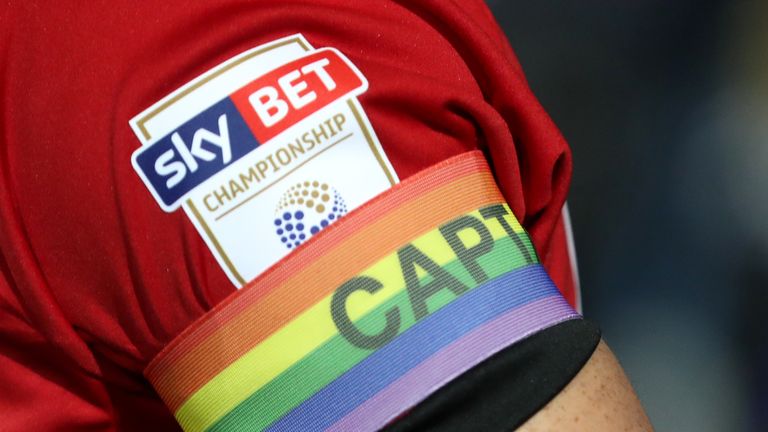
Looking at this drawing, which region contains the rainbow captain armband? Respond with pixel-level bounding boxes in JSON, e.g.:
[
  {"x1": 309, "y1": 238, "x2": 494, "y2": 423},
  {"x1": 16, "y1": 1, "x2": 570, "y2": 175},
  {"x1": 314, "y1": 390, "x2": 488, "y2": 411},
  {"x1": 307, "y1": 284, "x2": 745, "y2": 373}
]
[{"x1": 145, "y1": 151, "x2": 581, "y2": 432}]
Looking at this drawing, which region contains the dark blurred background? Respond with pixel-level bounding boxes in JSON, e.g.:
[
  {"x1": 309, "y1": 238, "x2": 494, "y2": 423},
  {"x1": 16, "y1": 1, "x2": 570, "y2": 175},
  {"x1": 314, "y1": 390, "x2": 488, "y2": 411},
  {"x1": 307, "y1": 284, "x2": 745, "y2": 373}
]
[{"x1": 487, "y1": 1, "x2": 768, "y2": 431}]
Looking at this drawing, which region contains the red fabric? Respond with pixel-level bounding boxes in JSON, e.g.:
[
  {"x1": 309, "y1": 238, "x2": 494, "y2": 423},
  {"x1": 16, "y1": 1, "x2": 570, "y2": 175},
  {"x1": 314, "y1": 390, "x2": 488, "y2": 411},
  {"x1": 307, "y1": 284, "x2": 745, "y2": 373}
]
[{"x1": 0, "y1": 1, "x2": 574, "y2": 430}]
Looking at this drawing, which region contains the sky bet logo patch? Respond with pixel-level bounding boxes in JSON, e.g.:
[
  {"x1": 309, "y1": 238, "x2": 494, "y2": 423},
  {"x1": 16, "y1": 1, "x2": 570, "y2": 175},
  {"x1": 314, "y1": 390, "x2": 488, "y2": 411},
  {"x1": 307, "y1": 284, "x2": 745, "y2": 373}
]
[
  {"x1": 129, "y1": 35, "x2": 398, "y2": 287},
  {"x1": 133, "y1": 48, "x2": 366, "y2": 211},
  {"x1": 133, "y1": 99, "x2": 254, "y2": 208}
]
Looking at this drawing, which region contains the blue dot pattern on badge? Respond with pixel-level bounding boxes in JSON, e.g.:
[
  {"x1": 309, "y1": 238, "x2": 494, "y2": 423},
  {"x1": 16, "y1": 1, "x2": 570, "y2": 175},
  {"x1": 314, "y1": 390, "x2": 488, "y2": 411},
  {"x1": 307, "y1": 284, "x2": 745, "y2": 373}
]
[{"x1": 274, "y1": 181, "x2": 348, "y2": 250}]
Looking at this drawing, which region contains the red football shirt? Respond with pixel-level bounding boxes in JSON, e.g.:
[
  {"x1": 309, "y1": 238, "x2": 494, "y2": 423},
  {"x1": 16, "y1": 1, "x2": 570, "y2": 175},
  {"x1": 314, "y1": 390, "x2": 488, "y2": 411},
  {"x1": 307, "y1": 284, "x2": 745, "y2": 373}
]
[{"x1": 0, "y1": 1, "x2": 578, "y2": 429}]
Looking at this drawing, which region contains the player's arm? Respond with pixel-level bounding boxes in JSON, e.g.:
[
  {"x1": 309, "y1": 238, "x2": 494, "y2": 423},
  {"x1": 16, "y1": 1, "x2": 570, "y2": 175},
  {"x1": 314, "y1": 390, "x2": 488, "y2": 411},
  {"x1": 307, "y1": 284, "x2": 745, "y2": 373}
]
[{"x1": 519, "y1": 340, "x2": 653, "y2": 431}]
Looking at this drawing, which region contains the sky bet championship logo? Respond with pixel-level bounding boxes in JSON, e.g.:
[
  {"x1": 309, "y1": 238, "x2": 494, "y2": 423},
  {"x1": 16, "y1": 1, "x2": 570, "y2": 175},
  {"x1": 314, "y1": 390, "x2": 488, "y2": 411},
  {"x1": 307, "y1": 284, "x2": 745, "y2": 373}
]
[
  {"x1": 129, "y1": 35, "x2": 398, "y2": 287},
  {"x1": 273, "y1": 181, "x2": 348, "y2": 250}
]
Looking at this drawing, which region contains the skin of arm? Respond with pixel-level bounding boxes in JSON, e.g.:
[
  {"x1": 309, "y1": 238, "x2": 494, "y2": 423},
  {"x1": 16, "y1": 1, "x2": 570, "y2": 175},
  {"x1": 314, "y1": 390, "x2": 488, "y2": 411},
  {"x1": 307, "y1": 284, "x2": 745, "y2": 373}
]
[{"x1": 518, "y1": 340, "x2": 653, "y2": 431}]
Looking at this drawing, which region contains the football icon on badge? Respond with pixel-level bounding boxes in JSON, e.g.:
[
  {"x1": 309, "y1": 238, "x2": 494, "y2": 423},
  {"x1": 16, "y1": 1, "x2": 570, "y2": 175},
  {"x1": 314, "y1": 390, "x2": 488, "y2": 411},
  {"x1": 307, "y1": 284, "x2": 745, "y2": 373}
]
[{"x1": 274, "y1": 181, "x2": 348, "y2": 249}]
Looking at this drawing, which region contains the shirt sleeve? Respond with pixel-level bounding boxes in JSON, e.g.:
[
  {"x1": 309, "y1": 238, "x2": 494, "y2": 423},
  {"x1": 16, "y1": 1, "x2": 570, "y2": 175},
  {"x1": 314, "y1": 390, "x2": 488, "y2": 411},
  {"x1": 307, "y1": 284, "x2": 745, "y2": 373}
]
[
  {"x1": 0, "y1": 308, "x2": 115, "y2": 431},
  {"x1": 2, "y1": 1, "x2": 587, "y2": 430}
]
